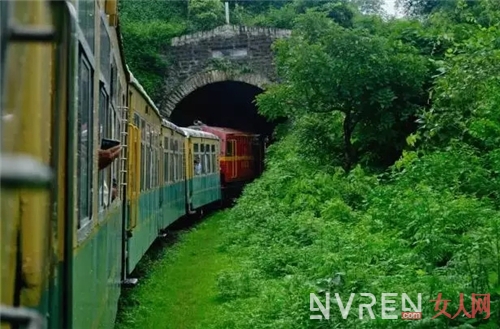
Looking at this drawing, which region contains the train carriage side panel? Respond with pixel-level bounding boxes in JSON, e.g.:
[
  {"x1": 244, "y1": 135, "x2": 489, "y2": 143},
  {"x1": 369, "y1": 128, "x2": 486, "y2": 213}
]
[
  {"x1": 159, "y1": 120, "x2": 187, "y2": 230},
  {"x1": 125, "y1": 72, "x2": 163, "y2": 274},
  {"x1": 181, "y1": 128, "x2": 221, "y2": 211},
  {"x1": 1, "y1": 1, "x2": 61, "y2": 328},
  {"x1": 191, "y1": 125, "x2": 261, "y2": 199},
  {"x1": 70, "y1": 2, "x2": 125, "y2": 329}
]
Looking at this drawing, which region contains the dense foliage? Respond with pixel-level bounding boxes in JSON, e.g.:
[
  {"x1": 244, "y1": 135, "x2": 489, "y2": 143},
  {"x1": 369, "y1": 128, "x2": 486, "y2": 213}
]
[
  {"x1": 199, "y1": 0, "x2": 499, "y2": 328},
  {"x1": 119, "y1": 0, "x2": 500, "y2": 327},
  {"x1": 118, "y1": 0, "x2": 385, "y2": 101}
]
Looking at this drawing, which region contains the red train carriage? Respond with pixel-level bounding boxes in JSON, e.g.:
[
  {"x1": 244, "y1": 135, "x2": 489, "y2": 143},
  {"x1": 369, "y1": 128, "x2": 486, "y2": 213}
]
[{"x1": 189, "y1": 121, "x2": 265, "y2": 199}]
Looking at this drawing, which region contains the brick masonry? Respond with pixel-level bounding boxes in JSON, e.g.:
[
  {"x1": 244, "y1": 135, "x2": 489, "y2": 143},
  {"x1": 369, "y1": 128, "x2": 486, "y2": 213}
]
[{"x1": 159, "y1": 25, "x2": 291, "y2": 117}]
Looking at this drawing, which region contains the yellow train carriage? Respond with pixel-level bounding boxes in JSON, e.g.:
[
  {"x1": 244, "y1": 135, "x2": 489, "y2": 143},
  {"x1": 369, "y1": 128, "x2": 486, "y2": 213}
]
[
  {"x1": 1, "y1": 0, "x2": 72, "y2": 328},
  {"x1": 181, "y1": 128, "x2": 221, "y2": 214},
  {"x1": 1, "y1": 0, "x2": 130, "y2": 328},
  {"x1": 125, "y1": 70, "x2": 165, "y2": 274},
  {"x1": 0, "y1": 0, "x2": 223, "y2": 329},
  {"x1": 69, "y1": 0, "x2": 129, "y2": 327},
  {"x1": 159, "y1": 119, "x2": 187, "y2": 229}
]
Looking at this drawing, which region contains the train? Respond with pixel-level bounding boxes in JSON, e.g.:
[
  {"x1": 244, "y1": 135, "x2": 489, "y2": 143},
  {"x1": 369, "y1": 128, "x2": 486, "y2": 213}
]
[{"x1": 0, "y1": 1, "x2": 266, "y2": 329}]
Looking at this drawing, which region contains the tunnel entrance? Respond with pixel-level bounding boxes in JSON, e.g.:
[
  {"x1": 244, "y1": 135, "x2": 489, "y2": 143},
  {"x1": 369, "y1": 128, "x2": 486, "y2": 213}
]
[
  {"x1": 169, "y1": 81, "x2": 275, "y2": 137},
  {"x1": 169, "y1": 80, "x2": 278, "y2": 201}
]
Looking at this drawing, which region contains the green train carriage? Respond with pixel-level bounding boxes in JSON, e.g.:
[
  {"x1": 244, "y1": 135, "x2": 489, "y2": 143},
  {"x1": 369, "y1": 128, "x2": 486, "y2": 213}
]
[
  {"x1": 1, "y1": 0, "x2": 129, "y2": 328},
  {"x1": 181, "y1": 127, "x2": 222, "y2": 215},
  {"x1": 125, "y1": 72, "x2": 189, "y2": 275},
  {"x1": 1, "y1": 0, "x2": 224, "y2": 328}
]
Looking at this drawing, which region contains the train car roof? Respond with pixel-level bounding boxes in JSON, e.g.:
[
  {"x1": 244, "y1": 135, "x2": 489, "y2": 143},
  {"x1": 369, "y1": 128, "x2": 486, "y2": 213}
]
[
  {"x1": 127, "y1": 67, "x2": 162, "y2": 119},
  {"x1": 189, "y1": 124, "x2": 260, "y2": 137},
  {"x1": 161, "y1": 119, "x2": 185, "y2": 135},
  {"x1": 180, "y1": 127, "x2": 219, "y2": 140}
]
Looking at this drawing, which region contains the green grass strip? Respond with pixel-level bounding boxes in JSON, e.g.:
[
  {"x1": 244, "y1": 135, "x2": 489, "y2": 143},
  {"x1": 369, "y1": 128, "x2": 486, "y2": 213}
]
[{"x1": 115, "y1": 212, "x2": 232, "y2": 329}]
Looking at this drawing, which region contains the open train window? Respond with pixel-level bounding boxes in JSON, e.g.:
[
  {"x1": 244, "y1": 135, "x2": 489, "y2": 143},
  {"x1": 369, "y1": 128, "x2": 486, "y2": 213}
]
[
  {"x1": 112, "y1": 108, "x2": 121, "y2": 196},
  {"x1": 98, "y1": 86, "x2": 110, "y2": 210},
  {"x1": 226, "y1": 141, "x2": 233, "y2": 156},
  {"x1": 77, "y1": 52, "x2": 94, "y2": 228}
]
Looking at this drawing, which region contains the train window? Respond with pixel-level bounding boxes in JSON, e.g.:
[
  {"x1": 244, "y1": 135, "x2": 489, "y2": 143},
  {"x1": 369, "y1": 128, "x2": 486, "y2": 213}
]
[
  {"x1": 77, "y1": 53, "x2": 94, "y2": 227},
  {"x1": 112, "y1": 109, "x2": 121, "y2": 198},
  {"x1": 174, "y1": 140, "x2": 179, "y2": 181},
  {"x1": 98, "y1": 86, "x2": 111, "y2": 210},
  {"x1": 201, "y1": 144, "x2": 204, "y2": 153},
  {"x1": 157, "y1": 134, "x2": 160, "y2": 186},
  {"x1": 150, "y1": 131, "x2": 154, "y2": 188},
  {"x1": 100, "y1": 18, "x2": 111, "y2": 84},
  {"x1": 203, "y1": 152, "x2": 208, "y2": 174},
  {"x1": 194, "y1": 143, "x2": 198, "y2": 153},
  {"x1": 111, "y1": 60, "x2": 118, "y2": 106},
  {"x1": 153, "y1": 135, "x2": 156, "y2": 188},
  {"x1": 77, "y1": 0, "x2": 95, "y2": 53},
  {"x1": 212, "y1": 145, "x2": 216, "y2": 173},
  {"x1": 170, "y1": 139, "x2": 175, "y2": 182},
  {"x1": 178, "y1": 141, "x2": 182, "y2": 181},
  {"x1": 167, "y1": 137, "x2": 169, "y2": 183},
  {"x1": 157, "y1": 151, "x2": 160, "y2": 188},
  {"x1": 181, "y1": 141, "x2": 185, "y2": 179},
  {"x1": 226, "y1": 141, "x2": 233, "y2": 156},
  {"x1": 211, "y1": 144, "x2": 216, "y2": 173},
  {"x1": 206, "y1": 144, "x2": 210, "y2": 174},
  {"x1": 134, "y1": 114, "x2": 139, "y2": 127},
  {"x1": 141, "y1": 119, "x2": 146, "y2": 191},
  {"x1": 154, "y1": 133, "x2": 157, "y2": 187},
  {"x1": 146, "y1": 123, "x2": 151, "y2": 189}
]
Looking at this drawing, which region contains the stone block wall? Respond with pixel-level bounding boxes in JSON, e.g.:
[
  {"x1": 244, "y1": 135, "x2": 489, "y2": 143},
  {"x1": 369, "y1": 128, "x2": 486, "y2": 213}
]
[{"x1": 158, "y1": 25, "x2": 291, "y2": 117}]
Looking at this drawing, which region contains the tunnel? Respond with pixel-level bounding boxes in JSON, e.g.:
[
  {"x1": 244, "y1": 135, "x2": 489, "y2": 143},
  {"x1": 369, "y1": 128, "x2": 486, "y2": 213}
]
[
  {"x1": 169, "y1": 81, "x2": 276, "y2": 137},
  {"x1": 169, "y1": 80, "x2": 279, "y2": 201}
]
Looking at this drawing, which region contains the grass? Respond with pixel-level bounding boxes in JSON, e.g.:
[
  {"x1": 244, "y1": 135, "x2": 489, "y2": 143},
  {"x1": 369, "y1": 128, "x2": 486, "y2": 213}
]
[{"x1": 115, "y1": 212, "x2": 233, "y2": 329}]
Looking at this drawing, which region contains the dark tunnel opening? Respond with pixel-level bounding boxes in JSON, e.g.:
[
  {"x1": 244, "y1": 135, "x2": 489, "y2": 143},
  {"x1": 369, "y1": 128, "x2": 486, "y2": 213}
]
[
  {"x1": 169, "y1": 80, "x2": 281, "y2": 201},
  {"x1": 169, "y1": 81, "x2": 276, "y2": 138}
]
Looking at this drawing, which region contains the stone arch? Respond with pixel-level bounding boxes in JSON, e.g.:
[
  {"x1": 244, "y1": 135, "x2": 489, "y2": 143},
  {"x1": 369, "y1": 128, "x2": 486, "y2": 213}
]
[{"x1": 163, "y1": 70, "x2": 271, "y2": 117}]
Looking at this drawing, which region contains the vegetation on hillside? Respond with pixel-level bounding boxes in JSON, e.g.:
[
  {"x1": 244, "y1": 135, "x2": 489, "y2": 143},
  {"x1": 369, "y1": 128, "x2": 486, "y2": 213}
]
[
  {"x1": 118, "y1": 0, "x2": 386, "y2": 102},
  {"x1": 118, "y1": 0, "x2": 500, "y2": 327},
  {"x1": 211, "y1": 0, "x2": 500, "y2": 327}
]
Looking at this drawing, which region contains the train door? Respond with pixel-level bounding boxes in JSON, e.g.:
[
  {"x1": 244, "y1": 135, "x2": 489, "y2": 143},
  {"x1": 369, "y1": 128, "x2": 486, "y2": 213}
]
[
  {"x1": 126, "y1": 123, "x2": 140, "y2": 273},
  {"x1": 227, "y1": 139, "x2": 237, "y2": 180}
]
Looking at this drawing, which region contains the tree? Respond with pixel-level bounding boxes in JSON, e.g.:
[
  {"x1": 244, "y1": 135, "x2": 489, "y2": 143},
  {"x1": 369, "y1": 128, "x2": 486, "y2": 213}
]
[
  {"x1": 256, "y1": 12, "x2": 428, "y2": 170},
  {"x1": 350, "y1": 0, "x2": 384, "y2": 15},
  {"x1": 188, "y1": 0, "x2": 225, "y2": 31}
]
